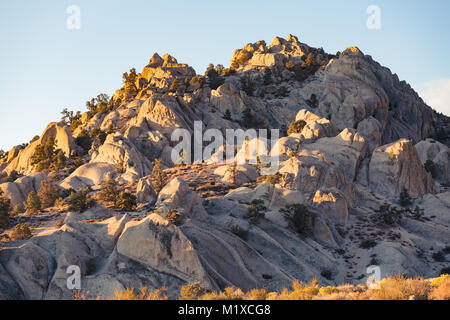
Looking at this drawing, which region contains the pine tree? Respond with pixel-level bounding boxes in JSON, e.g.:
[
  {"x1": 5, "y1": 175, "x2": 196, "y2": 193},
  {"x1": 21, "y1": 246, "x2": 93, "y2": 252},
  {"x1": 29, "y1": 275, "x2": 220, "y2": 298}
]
[
  {"x1": 24, "y1": 191, "x2": 41, "y2": 214},
  {"x1": 399, "y1": 187, "x2": 413, "y2": 207},
  {"x1": 223, "y1": 109, "x2": 232, "y2": 121},
  {"x1": 38, "y1": 180, "x2": 60, "y2": 209},
  {"x1": 151, "y1": 158, "x2": 168, "y2": 194},
  {"x1": 0, "y1": 190, "x2": 11, "y2": 228}
]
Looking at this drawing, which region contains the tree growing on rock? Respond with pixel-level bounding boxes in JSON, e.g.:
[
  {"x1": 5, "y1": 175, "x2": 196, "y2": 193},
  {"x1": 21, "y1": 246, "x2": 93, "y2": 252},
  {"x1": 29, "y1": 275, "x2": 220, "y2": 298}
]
[
  {"x1": 0, "y1": 190, "x2": 11, "y2": 228},
  {"x1": 123, "y1": 68, "x2": 138, "y2": 97},
  {"x1": 98, "y1": 178, "x2": 119, "y2": 203},
  {"x1": 66, "y1": 188, "x2": 94, "y2": 213},
  {"x1": 223, "y1": 109, "x2": 232, "y2": 121},
  {"x1": 10, "y1": 223, "x2": 33, "y2": 241},
  {"x1": 287, "y1": 120, "x2": 307, "y2": 135},
  {"x1": 38, "y1": 180, "x2": 60, "y2": 209},
  {"x1": 31, "y1": 138, "x2": 66, "y2": 172},
  {"x1": 151, "y1": 158, "x2": 168, "y2": 194},
  {"x1": 23, "y1": 191, "x2": 41, "y2": 214},
  {"x1": 114, "y1": 192, "x2": 137, "y2": 211},
  {"x1": 280, "y1": 204, "x2": 315, "y2": 237},
  {"x1": 399, "y1": 187, "x2": 413, "y2": 207}
]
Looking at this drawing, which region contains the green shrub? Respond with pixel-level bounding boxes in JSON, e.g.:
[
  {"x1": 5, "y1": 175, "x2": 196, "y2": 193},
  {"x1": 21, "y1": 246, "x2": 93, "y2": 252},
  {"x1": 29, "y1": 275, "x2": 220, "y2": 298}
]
[
  {"x1": 281, "y1": 204, "x2": 315, "y2": 237},
  {"x1": 373, "y1": 203, "x2": 403, "y2": 226},
  {"x1": 0, "y1": 190, "x2": 11, "y2": 228},
  {"x1": 165, "y1": 209, "x2": 182, "y2": 225},
  {"x1": 223, "y1": 109, "x2": 232, "y2": 121},
  {"x1": 122, "y1": 68, "x2": 138, "y2": 98},
  {"x1": 151, "y1": 158, "x2": 168, "y2": 194},
  {"x1": 245, "y1": 199, "x2": 267, "y2": 225},
  {"x1": 10, "y1": 223, "x2": 33, "y2": 241},
  {"x1": 75, "y1": 129, "x2": 92, "y2": 155},
  {"x1": 257, "y1": 173, "x2": 282, "y2": 185},
  {"x1": 24, "y1": 191, "x2": 41, "y2": 214},
  {"x1": 31, "y1": 138, "x2": 66, "y2": 172},
  {"x1": 399, "y1": 187, "x2": 412, "y2": 207},
  {"x1": 98, "y1": 178, "x2": 119, "y2": 203},
  {"x1": 66, "y1": 188, "x2": 94, "y2": 213},
  {"x1": 114, "y1": 192, "x2": 136, "y2": 211},
  {"x1": 287, "y1": 120, "x2": 307, "y2": 135},
  {"x1": 37, "y1": 180, "x2": 60, "y2": 209}
]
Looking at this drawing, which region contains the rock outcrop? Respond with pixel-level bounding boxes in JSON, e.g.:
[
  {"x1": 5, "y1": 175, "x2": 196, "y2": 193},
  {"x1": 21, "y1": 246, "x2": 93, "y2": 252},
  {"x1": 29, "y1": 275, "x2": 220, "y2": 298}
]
[{"x1": 369, "y1": 139, "x2": 435, "y2": 197}]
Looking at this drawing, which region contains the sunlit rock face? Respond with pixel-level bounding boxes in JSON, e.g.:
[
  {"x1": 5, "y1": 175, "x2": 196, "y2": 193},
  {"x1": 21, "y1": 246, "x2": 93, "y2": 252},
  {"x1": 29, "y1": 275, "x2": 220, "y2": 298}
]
[{"x1": 0, "y1": 34, "x2": 449, "y2": 300}]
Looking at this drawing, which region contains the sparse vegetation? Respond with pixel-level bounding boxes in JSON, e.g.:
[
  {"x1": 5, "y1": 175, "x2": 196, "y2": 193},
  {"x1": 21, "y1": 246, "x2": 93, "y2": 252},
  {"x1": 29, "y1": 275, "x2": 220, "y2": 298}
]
[
  {"x1": 31, "y1": 138, "x2": 66, "y2": 172},
  {"x1": 179, "y1": 282, "x2": 207, "y2": 300},
  {"x1": 287, "y1": 120, "x2": 307, "y2": 135},
  {"x1": 114, "y1": 191, "x2": 137, "y2": 211},
  {"x1": 373, "y1": 203, "x2": 403, "y2": 226},
  {"x1": 245, "y1": 199, "x2": 267, "y2": 225},
  {"x1": 66, "y1": 188, "x2": 94, "y2": 213},
  {"x1": 37, "y1": 180, "x2": 60, "y2": 209},
  {"x1": 399, "y1": 187, "x2": 413, "y2": 207},
  {"x1": 23, "y1": 191, "x2": 41, "y2": 214},
  {"x1": 223, "y1": 109, "x2": 232, "y2": 121},
  {"x1": 94, "y1": 274, "x2": 450, "y2": 300},
  {"x1": 122, "y1": 68, "x2": 138, "y2": 98},
  {"x1": 75, "y1": 129, "x2": 92, "y2": 155},
  {"x1": 10, "y1": 223, "x2": 33, "y2": 241},
  {"x1": 151, "y1": 158, "x2": 168, "y2": 194},
  {"x1": 98, "y1": 178, "x2": 119, "y2": 203},
  {"x1": 165, "y1": 209, "x2": 182, "y2": 225},
  {"x1": 257, "y1": 173, "x2": 282, "y2": 185},
  {"x1": 280, "y1": 204, "x2": 315, "y2": 237},
  {"x1": 0, "y1": 190, "x2": 11, "y2": 228},
  {"x1": 204, "y1": 64, "x2": 224, "y2": 90}
]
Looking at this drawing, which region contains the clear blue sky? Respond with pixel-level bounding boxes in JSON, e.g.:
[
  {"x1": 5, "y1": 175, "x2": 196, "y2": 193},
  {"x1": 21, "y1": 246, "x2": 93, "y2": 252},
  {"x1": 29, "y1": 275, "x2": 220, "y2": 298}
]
[{"x1": 1, "y1": 0, "x2": 449, "y2": 151}]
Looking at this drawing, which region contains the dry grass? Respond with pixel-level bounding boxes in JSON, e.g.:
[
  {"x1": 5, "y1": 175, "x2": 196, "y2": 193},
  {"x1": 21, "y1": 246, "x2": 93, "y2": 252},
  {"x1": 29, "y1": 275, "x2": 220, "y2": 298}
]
[{"x1": 99, "y1": 275, "x2": 450, "y2": 301}]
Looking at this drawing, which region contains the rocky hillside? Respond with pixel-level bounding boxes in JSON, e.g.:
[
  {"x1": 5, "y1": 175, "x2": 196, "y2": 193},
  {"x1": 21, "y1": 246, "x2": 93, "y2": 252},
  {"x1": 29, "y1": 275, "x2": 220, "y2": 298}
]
[{"x1": 0, "y1": 34, "x2": 449, "y2": 300}]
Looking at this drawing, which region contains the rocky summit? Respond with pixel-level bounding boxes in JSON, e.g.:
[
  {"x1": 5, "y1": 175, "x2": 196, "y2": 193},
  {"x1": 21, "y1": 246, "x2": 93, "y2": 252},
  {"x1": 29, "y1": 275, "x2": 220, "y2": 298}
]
[{"x1": 0, "y1": 34, "x2": 449, "y2": 300}]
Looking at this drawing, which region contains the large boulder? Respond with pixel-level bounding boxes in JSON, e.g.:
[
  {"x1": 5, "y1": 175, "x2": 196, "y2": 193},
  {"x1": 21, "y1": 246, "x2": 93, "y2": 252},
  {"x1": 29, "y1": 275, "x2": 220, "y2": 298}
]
[
  {"x1": 0, "y1": 172, "x2": 48, "y2": 208},
  {"x1": 312, "y1": 188, "x2": 348, "y2": 224},
  {"x1": 116, "y1": 214, "x2": 211, "y2": 287},
  {"x1": 369, "y1": 139, "x2": 435, "y2": 198},
  {"x1": 90, "y1": 133, "x2": 153, "y2": 183},
  {"x1": 4, "y1": 122, "x2": 76, "y2": 175},
  {"x1": 213, "y1": 164, "x2": 259, "y2": 186},
  {"x1": 294, "y1": 109, "x2": 338, "y2": 143},
  {"x1": 136, "y1": 175, "x2": 157, "y2": 204},
  {"x1": 415, "y1": 139, "x2": 450, "y2": 185},
  {"x1": 155, "y1": 177, "x2": 208, "y2": 221},
  {"x1": 60, "y1": 162, "x2": 117, "y2": 190}
]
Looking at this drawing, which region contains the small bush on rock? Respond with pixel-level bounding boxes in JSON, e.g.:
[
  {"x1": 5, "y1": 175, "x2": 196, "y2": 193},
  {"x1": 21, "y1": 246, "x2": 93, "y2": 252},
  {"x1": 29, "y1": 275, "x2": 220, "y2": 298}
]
[{"x1": 281, "y1": 204, "x2": 315, "y2": 237}]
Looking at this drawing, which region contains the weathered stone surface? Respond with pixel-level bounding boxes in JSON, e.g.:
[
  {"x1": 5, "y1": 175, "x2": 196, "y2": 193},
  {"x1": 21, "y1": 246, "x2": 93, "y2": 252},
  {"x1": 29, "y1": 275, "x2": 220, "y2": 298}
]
[
  {"x1": 155, "y1": 177, "x2": 208, "y2": 221},
  {"x1": 369, "y1": 139, "x2": 435, "y2": 197},
  {"x1": 415, "y1": 139, "x2": 450, "y2": 185},
  {"x1": 117, "y1": 214, "x2": 211, "y2": 287},
  {"x1": 60, "y1": 162, "x2": 116, "y2": 190}
]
